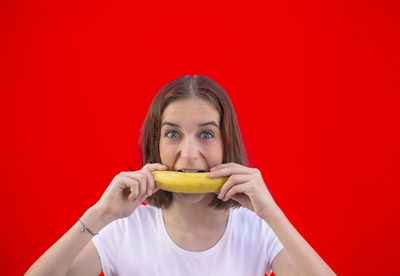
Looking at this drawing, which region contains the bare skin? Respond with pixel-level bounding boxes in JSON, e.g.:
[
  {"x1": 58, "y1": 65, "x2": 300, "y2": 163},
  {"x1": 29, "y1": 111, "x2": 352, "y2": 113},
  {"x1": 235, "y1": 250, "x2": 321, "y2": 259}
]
[
  {"x1": 25, "y1": 97, "x2": 335, "y2": 276},
  {"x1": 158, "y1": 98, "x2": 229, "y2": 252},
  {"x1": 161, "y1": 193, "x2": 229, "y2": 252}
]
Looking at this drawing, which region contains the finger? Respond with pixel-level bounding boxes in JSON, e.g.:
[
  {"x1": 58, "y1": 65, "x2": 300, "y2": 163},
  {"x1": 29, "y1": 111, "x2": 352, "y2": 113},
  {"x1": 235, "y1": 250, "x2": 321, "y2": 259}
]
[
  {"x1": 208, "y1": 166, "x2": 253, "y2": 178},
  {"x1": 117, "y1": 174, "x2": 137, "y2": 190},
  {"x1": 230, "y1": 193, "x2": 252, "y2": 207},
  {"x1": 136, "y1": 191, "x2": 150, "y2": 203},
  {"x1": 223, "y1": 183, "x2": 247, "y2": 202},
  {"x1": 135, "y1": 172, "x2": 147, "y2": 199},
  {"x1": 142, "y1": 163, "x2": 168, "y2": 195},
  {"x1": 218, "y1": 174, "x2": 250, "y2": 200},
  {"x1": 143, "y1": 163, "x2": 168, "y2": 172},
  {"x1": 117, "y1": 175, "x2": 139, "y2": 201},
  {"x1": 120, "y1": 164, "x2": 166, "y2": 197},
  {"x1": 119, "y1": 163, "x2": 167, "y2": 177},
  {"x1": 120, "y1": 165, "x2": 166, "y2": 179},
  {"x1": 210, "y1": 162, "x2": 241, "y2": 171},
  {"x1": 140, "y1": 168, "x2": 157, "y2": 196},
  {"x1": 128, "y1": 181, "x2": 139, "y2": 201},
  {"x1": 119, "y1": 172, "x2": 144, "y2": 198}
]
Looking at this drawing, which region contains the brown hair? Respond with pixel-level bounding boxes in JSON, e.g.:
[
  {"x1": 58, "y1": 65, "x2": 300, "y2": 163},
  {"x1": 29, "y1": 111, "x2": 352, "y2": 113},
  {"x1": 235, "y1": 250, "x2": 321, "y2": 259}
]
[{"x1": 139, "y1": 74, "x2": 248, "y2": 209}]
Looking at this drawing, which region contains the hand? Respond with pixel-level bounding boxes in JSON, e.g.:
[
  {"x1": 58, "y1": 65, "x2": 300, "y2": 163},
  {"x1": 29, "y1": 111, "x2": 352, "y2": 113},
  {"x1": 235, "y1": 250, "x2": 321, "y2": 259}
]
[
  {"x1": 208, "y1": 162, "x2": 277, "y2": 218},
  {"x1": 93, "y1": 163, "x2": 167, "y2": 222}
]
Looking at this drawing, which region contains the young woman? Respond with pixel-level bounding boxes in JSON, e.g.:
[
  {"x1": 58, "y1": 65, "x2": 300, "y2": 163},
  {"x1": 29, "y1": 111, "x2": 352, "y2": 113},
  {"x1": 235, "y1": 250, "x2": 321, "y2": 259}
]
[{"x1": 26, "y1": 75, "x2": 336, "y2": 276}]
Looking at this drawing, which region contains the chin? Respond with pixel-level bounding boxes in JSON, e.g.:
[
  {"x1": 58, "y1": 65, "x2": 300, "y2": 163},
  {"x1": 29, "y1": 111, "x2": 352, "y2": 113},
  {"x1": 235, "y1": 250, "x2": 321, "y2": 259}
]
[{"x1": 175, "y1": 193, "x2": 212, "y2": 204}]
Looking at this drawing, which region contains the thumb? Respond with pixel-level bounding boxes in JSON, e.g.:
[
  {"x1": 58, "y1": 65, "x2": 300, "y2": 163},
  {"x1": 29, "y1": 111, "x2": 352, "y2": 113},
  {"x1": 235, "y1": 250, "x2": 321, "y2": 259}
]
[
  {"x1": 146, "y1": 163, "x2": 168, "y2": 172},
  {"x1": 231, "y1": 193, "x2": 254, "y2": 210}
]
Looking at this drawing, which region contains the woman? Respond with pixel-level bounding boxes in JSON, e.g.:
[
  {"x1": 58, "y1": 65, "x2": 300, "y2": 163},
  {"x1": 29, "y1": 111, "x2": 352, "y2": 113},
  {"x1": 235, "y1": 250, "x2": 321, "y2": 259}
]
[{"x1": 26, "y1": 75, "x2": 335, "y2": 275}]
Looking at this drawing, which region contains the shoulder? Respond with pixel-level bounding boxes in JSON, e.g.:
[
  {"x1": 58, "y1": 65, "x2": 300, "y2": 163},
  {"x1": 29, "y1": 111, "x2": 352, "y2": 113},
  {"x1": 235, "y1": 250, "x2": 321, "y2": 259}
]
[
  {"x1": 123, "y1": 204, "x2": 160, "y2": 227},
  {"x1": 229, "y1": 207, "x2": 277, "y2": 241},
  {"x1": 131, "y1": 204, "x2": 159, "y2": 218},
  {"x1": 91, "y1": 206, "x2": 161, "y2": 274},
  {"x1": 230, "y1": 206, "x2": 267, "y2": 229},
  {"x1": 100, "y1": 204, "x2": 160, "y2": 235}
]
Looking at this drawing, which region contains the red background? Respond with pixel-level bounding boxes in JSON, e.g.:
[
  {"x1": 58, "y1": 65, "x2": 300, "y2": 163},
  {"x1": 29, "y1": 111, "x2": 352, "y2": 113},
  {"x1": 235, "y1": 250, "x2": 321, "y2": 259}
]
[{"x1": 1, "y1": 0, "x2": 399, "y2": 275}]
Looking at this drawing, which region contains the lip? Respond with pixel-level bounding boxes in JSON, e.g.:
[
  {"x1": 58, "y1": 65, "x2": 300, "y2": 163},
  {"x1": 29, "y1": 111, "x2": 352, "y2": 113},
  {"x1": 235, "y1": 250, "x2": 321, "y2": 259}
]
[{"x1": 175, "y1": 168, "x2": 208, "y2": 172}]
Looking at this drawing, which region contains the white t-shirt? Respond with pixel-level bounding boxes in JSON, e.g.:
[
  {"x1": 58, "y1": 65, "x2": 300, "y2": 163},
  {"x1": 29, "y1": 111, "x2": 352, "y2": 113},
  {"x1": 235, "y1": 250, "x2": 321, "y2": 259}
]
[{"x1": 92, "y1": 205, "x2": 283, "y2": 276}]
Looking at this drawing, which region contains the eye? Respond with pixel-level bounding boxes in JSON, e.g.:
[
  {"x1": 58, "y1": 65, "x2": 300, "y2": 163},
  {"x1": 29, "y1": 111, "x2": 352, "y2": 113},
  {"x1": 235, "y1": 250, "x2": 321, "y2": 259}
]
[
  {"x1": 200, "y1": 131, "x2": 214, "y2": 139},
  {"x1": 166, "y1": 130, "x2": 179, "y2": 139}
]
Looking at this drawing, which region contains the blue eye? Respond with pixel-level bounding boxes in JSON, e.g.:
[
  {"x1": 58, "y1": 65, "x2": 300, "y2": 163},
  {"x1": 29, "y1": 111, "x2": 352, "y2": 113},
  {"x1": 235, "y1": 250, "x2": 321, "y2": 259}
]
[
  {"x1": 200, "y1": 131, "x2": 214, "y2": 139},
  {"x1": 166, "y1": 130, "x2": 179, "y2": 139}
]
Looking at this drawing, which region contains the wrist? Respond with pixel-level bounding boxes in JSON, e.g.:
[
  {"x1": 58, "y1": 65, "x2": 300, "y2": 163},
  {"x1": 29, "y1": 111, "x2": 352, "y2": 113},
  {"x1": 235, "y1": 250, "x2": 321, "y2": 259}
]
[
  {"x1": 259, "y1": 202, "x2": 285, "y2": 223},
  {"x1": 80, "y1": 205, "x2": 115, "y2": 234}
]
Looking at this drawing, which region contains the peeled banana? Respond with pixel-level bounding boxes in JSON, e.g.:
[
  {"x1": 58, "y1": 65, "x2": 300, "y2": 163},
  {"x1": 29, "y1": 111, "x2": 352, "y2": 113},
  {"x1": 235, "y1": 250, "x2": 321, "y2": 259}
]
[{"x1": 151, "y1": 171, "x2": 228, "y2": 193}]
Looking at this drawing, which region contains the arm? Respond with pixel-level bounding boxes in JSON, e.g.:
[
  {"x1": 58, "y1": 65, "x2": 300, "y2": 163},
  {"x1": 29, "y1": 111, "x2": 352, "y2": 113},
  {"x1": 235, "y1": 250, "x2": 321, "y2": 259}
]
[
  {"x1": 208, "y1": 163, "x2": 336, "y2": 276},
  {"x1": 25, "y1": 207, "x2": 108, "y2": 276},
  {"x1": 25, "y1": 163, "x2": 167, "y2": 276},
  {"x1": 262, "y1": 203, "x2": 336, "y2": 276}
]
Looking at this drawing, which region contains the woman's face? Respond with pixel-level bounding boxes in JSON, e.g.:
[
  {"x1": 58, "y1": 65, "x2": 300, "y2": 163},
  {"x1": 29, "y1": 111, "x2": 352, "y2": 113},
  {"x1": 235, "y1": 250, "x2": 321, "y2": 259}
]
[{"x1": 159, "y1": 97, "x2": 223, "y2": 204}]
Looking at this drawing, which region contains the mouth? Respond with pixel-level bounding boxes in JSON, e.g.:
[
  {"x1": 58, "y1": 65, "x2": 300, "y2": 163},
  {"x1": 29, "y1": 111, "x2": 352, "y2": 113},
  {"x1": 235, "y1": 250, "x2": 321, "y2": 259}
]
[{"x1": 176, "y1": 169, "x2": 206, "y2": 173}]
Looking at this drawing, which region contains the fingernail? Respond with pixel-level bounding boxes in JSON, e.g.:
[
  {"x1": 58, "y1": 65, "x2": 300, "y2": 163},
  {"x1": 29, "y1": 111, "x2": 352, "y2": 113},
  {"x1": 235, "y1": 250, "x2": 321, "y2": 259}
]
[{"x1": 208, "y1": 172, "x2": 215, "y2": 177}]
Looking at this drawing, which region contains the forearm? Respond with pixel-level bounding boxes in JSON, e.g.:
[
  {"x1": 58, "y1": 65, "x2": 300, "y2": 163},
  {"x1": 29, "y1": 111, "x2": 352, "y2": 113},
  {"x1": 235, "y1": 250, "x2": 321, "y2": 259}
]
[
  {"x1": 25, "y1": 206, "x2": 111, "y2": 276},
  {"x1": 261, "y1": 204, "x2": 336, "y2": 276}
]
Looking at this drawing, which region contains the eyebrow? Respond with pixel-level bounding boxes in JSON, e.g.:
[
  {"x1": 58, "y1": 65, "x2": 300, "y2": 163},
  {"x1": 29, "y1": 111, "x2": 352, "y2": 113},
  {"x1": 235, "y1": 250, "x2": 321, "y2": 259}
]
[{"x1": 161, "y1": 121, "x2": 219, "y2": 128}]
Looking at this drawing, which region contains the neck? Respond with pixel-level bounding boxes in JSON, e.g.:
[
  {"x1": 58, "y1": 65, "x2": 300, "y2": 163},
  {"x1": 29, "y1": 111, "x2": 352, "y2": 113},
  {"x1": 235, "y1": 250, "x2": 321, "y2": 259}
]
[{"x1": 162, "y1": 193, "x2": 229, "y2": 231}]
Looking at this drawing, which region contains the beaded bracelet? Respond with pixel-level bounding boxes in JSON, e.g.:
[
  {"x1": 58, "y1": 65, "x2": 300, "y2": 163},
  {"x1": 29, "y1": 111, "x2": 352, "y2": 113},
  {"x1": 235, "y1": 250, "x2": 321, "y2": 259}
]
[{"x1": 78, "y1": 218, "x2": 98, "y2": 236}]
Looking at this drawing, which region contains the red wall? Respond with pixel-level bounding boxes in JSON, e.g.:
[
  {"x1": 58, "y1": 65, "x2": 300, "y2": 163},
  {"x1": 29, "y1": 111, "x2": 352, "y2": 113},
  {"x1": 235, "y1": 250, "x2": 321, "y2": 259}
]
[{"x1": 1, "y1": 0, "x2": 399, "y2": 275}]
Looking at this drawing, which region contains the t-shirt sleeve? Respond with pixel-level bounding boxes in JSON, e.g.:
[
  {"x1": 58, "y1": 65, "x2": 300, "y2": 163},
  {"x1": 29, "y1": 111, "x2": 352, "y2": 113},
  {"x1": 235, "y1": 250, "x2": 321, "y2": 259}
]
[
  {"x1": 92, "y1": 219, "x2": 125, "y2": 276},
  {"x1": 265, "y1": 225, "x2": 284, "y2": 276}
]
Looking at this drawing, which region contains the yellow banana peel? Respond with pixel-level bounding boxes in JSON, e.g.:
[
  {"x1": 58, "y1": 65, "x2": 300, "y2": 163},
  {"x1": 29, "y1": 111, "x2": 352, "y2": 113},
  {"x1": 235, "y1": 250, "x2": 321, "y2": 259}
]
[{"x1": 152, "y1": 171, "x2": 228, "y2": 193}]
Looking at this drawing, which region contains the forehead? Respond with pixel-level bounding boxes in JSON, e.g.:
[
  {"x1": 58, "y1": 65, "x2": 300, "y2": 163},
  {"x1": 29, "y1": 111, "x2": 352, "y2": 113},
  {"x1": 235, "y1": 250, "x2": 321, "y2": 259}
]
[{"x1": 162, "y1": 98, "x2": 219, "y2": 124}]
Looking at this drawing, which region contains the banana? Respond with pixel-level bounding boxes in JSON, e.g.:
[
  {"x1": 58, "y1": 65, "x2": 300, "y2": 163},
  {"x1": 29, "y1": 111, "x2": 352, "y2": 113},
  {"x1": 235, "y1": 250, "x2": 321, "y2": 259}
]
[{"x1": 151, "y1": 171, "x2": 228, "y2": 193}]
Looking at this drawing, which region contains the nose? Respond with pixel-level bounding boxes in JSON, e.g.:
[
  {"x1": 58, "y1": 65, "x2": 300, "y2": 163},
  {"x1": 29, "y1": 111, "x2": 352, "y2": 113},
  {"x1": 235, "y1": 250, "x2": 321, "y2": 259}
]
[{"x1": 180, "y1": 136, "x2": 199, "y2": 162}]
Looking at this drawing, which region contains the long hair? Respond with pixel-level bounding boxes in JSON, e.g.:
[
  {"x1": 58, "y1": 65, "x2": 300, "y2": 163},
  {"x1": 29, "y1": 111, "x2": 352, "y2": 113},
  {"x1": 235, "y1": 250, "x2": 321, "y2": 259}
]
[{"x1": 139, "y1": 74, "x2": 248, "y2": 209}]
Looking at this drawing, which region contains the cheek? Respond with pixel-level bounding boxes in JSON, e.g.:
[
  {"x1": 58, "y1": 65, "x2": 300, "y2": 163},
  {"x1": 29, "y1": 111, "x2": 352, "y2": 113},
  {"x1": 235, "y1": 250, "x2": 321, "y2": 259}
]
[
  {"x1": 159, "y1": 140, "x2": 175, "y2": 164},
  {"x1": 204, "y1": 141, "x2": 223, "y2": 163}
]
